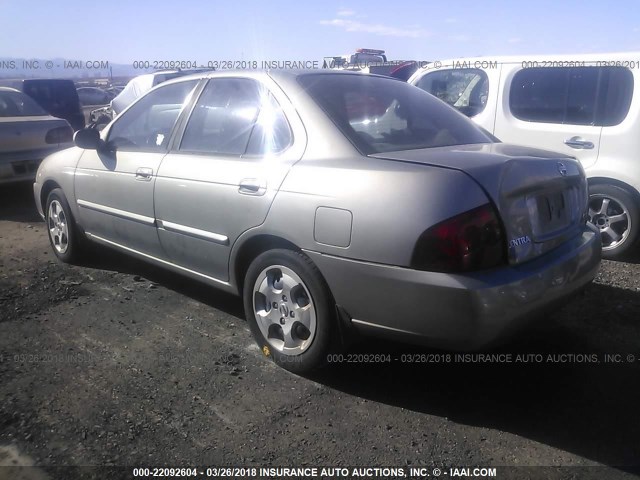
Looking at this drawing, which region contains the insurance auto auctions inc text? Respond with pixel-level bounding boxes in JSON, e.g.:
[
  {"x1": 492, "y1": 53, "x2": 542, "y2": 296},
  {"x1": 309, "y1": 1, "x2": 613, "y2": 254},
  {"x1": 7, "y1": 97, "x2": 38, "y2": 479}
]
[{"x1": 247, "y1": 466, "x2": 497, "y2": 478}]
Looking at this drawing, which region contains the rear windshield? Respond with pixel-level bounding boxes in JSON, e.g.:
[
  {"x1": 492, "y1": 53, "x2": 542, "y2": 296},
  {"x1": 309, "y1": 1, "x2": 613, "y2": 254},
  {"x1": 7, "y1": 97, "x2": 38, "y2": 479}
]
[
  {"x1": 298, "y1": 74, "x2": 492, "y2": 154},
  {"x1": 23, "y1": 80, "x2": 81, "y2": 114},
  {"x1": 0, "y1": 90, "x2": 48, "y2": 117}
]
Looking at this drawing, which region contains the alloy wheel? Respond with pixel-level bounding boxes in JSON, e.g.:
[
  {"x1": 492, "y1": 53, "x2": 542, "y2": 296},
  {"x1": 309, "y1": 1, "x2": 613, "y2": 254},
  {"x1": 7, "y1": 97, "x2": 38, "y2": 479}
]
[
  {"x1": 48, "y1": 200, "x2": 69, "y2": 254},
  {"x1": 252, "y1": 265, "x2": 317, "y2": 355}
]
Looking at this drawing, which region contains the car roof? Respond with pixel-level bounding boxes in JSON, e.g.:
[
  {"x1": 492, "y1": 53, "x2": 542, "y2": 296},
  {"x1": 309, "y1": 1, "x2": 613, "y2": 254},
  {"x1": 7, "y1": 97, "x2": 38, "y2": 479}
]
[
  {"x1": 0, "y1": 86, "x2": 21, "y2": 93},
  {"x1": 160, "y1": 68, "x2": 399, "y2": 85}
]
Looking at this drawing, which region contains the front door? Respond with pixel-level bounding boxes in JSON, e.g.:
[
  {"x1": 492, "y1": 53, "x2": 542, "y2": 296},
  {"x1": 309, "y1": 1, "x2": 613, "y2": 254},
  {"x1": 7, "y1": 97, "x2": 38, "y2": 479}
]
[{"x1": 74, "y1": 79, "x2": 199, "y2": 258}]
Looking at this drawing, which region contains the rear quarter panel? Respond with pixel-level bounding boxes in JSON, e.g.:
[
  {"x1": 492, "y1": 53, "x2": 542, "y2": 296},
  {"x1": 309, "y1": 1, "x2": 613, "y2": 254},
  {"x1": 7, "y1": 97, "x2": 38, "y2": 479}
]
[{"x1": 237, "y1": 155, "x2": 490, "y2": 268}]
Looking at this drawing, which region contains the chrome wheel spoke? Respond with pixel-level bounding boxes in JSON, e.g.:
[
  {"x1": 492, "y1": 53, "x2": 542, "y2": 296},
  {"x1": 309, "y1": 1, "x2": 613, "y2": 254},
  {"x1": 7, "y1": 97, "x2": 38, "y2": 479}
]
[
  {"x1": 598, "y1": 198, "x2": 610, "y2": 215},
  {"x1": 282, "y1": 324, "x2": 297, "y2": 349},
  {"x1": 279, "y1": 275, "x2": 299, "y2": 297},
  {"x1": 609, "y1": 213, "x2": 627, "y2": 225},
  {"x1": 254, "y1": 292, "x2": 271, "y2": 319},
  {"x1": 604, "y1": 227, "x2": 622, "y2": 243},
  {"x1": 293, "y1": 303, "x2": 313, "y2": 329}
]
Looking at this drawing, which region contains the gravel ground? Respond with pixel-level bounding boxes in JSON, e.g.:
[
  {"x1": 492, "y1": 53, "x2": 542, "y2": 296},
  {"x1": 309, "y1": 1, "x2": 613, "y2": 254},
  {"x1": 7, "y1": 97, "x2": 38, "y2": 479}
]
[{"x1": 0, "y1": 182, "x2": 639, "y2": 480}]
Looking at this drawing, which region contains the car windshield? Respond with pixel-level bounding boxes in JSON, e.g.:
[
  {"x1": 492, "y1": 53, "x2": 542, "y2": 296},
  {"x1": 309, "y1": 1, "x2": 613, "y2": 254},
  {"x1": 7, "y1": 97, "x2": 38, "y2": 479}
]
[
  {"x1": 298, "y1": 73, "x2": 492, "y2": 154},
  {"x1": 0, "y1": 90, "x2": 48, "y2": 117}
]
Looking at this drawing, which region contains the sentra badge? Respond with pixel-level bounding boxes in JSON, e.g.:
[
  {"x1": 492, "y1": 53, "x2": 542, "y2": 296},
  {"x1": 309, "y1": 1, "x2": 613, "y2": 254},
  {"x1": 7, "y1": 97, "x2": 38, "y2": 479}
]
[{"x1": 509, "y1": 235, "x2": 532, "y2": 248}]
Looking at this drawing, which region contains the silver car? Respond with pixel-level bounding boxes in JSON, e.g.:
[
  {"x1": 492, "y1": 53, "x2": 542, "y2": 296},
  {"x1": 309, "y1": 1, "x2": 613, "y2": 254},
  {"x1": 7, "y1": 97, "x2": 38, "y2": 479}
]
[
  {"x1": 1, "y1": 87, "x2": 74, "y2": 184},
  {"x1": 33, "y1": 71, "x2": 601, "y2": 372}
]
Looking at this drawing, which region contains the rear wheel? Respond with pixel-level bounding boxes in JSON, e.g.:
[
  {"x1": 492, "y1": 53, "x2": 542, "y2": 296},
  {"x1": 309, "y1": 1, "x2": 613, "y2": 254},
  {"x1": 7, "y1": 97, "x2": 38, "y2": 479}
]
[
  {"x1": 588, "y1": 184, "x2": 640, "y2": 259},
  {"x1": 243, "y1": 249, "x2": 335, "y2": 373},
  {"x1": 45, "y1": 188, "x2": 85, "y2": 263}
]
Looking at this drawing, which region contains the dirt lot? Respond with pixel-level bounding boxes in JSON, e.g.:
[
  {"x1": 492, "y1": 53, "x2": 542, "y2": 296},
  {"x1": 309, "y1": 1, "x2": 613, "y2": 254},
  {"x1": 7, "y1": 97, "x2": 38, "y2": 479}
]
[{"x1": 1, "y1": 182, "x2": 639, "y2": 480}]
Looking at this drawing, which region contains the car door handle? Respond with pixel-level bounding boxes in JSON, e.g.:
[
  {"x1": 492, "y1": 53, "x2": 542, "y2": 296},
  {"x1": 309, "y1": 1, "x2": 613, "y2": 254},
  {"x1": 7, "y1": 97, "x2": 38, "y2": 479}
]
[
  {"x1": 239, "y1": 178, "x2": 266, "y2": 196},
  {"x1": 564, "y1": 136, "x2": 594, "y2": 150},
  {"x1": 135, "y1": 167, "x2": 153, "y2": 181}
]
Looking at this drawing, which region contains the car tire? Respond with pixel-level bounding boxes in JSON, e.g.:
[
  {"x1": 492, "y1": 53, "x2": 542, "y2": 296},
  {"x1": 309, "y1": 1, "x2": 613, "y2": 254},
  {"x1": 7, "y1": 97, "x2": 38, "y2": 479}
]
[
  {"x1": 45, "y1": 188, "x2": 85, "y2": 264},
  {"x1": 243, "y1": 249, "x2": 335, "y2": 373},
  {"x1": 588, "y1": 184, "x2": 640, "y2": 259}
]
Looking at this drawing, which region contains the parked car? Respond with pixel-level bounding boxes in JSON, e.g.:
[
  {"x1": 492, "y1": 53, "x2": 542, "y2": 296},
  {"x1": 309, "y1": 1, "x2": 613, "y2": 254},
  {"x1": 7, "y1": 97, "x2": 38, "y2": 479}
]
[
  {"x1": 0, "y1": 87, "x2": 73, "y2": 184},
  {"x1": 0, "y1": 79, "x2": 85, "y2": 131},
  {"x1": 105, "y1": 85, "x2": 125, "y2": 96},
  {"x1": 76, "y1": 87, "x2": 115, "y2": 106},
  {"x1": 33, "y1": 71, "x2": 601, "y2": 372},
  {"x1": 323, "y1": 48, "x2": 420, "y2": 81},
  {"x1": 409, "y1": 53, "x2": 640, "y2": 259}
]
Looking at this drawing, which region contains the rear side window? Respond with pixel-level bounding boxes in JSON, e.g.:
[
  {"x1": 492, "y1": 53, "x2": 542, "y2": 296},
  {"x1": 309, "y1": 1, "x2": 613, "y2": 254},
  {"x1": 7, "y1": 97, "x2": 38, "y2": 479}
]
[
  {"x1": 415, "y1": 69, "x2": 489, "y2": 117},
  {"x1": 509, "y1": 67, "x2": 633, "y2": 126},
  {"x1": 0, "y1": 90, "x2": 48, "y2": 117},
  {"x1": 180, "y1": 78, "x2": 291, "y2": 156},
  {"x1": 597, "y1": 67, "x2": 635, "y2": 126}
]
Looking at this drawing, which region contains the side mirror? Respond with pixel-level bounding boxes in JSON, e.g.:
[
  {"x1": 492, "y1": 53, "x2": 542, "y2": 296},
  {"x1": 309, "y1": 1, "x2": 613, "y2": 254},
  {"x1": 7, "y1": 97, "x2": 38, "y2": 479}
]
[{"x1": 74, "y1": 128, "x2": 103, "y2": 150}]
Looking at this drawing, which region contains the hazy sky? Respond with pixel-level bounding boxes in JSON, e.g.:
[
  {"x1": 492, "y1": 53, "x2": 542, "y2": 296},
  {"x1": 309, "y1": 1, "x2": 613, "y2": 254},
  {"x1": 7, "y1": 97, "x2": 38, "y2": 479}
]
[{"x1": 1, "y1": 0, "x2": 639, "y2": 63}]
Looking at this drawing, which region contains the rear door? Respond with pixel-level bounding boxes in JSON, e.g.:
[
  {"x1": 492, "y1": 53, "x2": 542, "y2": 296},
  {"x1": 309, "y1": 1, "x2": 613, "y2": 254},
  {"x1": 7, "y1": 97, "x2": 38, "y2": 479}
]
[
  {"x1": 494, "y1": 65, "x2": 603, "y2": 169},
  {"x1": 74, "y1": 79, "x2": 199, "y2": 258},
  {"x1": 154, "y1": 76, "x2": 303, "y2": 281}
]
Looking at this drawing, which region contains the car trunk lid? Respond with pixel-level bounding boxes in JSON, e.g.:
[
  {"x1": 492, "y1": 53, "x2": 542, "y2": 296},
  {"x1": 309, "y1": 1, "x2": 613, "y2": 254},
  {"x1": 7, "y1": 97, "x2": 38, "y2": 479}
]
[
  {"x1": 0, "y1": 116, "x2": 69, "y2": 151},
  {"x1": 370, "y1": 143, "x2": 588, "y2": 265}
]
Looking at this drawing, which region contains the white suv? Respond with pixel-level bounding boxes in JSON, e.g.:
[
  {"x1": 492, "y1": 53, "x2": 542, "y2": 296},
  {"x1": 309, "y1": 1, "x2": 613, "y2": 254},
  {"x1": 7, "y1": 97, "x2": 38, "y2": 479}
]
[{"x1": 409, "y1": 53, "x2": 640, "y2": 259}]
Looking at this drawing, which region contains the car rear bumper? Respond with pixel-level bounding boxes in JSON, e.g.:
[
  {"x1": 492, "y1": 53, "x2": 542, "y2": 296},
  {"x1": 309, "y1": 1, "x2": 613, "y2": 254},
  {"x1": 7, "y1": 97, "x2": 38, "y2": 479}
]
[
  {"x1": 0, "y1": 146, "x2": 71, "y2": 185},
  {"x1": 305, "y1": 225, "x2": 601, "y2": 349},
  {"x1": 0, "y1": 159, "x2": 41, "y2": 184}
]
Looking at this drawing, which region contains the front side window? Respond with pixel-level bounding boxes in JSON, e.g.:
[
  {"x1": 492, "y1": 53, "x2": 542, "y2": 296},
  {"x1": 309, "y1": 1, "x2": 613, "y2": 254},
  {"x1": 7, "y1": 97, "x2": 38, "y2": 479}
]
[
  {"x1": 180, "y1": 78, "x2": 291, "y2": 156},
  {"x1": 509, "y1": 66, "x2": 633, "y2": 126},
  {"x1": 416, "y1": 69, "x2": 489, "y2": 117},
  {"x1": 107, "y1": 80, "x2": 198, "y2": 151},
  {"x1": 299, "y1": 73, "x2": 492, "y2": 155}
]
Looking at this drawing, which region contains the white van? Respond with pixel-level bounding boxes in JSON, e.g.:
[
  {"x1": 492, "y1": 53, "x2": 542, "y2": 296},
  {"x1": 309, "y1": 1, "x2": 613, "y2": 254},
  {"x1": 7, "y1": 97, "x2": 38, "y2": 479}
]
[{"x1": 409, "y1": 53, "x2": 640, "y2": 259}]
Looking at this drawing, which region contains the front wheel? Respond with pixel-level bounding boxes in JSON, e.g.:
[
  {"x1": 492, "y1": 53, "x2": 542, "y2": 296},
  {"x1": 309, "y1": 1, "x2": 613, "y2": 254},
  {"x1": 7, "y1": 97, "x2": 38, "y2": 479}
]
[
  {"x1": 588, "y1": 184, "x2": 640, "y2": 259},
  {"x1": 45, "y1": 188, "x2": 85, "y2": 263},
  {"x1": 243, "y1": 249, "x2": 335, "y2": 373}
]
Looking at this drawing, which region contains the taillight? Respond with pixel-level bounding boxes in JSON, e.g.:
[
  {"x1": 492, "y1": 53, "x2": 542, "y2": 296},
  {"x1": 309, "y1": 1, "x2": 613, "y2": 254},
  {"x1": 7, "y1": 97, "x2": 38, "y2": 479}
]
[
  {"x1": 45, "y1": 126, "x2": 74, "y2": 145},
  {"x1": 411, "y1": 204, "x2": 506, "y2": 273}
]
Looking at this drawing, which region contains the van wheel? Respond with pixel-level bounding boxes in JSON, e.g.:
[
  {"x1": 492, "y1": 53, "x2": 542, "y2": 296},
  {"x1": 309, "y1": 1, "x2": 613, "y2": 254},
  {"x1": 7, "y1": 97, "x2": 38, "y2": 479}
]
[
  {"x1": 243, "y1": 249, "x2": 335, "y2": 373},
  {"x1": 45, "y1": 188, "x2": 85, "y2": 264},
  {"x1": 588, "y1": 184, "x2": 640, "y2": 259}
]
